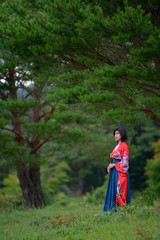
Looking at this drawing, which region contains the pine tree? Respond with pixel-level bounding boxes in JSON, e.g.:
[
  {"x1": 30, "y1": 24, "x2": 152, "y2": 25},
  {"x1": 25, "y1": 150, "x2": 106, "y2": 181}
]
[{"x1": 0, "y1": 0, "x2": 89, "y2": 207}]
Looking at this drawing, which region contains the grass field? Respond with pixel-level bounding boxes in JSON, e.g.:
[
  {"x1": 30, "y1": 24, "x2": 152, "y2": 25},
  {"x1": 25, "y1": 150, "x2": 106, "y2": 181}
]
[{"x1": 0, "y1": 197, "x2": 160, "y2": 240}]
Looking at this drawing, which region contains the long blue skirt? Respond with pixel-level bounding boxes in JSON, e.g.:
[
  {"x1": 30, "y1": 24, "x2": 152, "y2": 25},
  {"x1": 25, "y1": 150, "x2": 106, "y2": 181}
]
[{"x1": 103, "y1": 159, "x2": 130, "y2": 213}]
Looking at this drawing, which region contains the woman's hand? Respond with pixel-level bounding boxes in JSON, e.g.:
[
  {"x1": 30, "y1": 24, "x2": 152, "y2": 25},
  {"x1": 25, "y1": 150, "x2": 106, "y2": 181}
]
[
  {"x1": 107, "y1": 163, "x2": 115, "y2": 174},
  {"x1": 108, "y1": 163, "x2": 115, "y2": 169},
  {"x1": 107, "y1": 166, "x2": 110, "y2": 175}
]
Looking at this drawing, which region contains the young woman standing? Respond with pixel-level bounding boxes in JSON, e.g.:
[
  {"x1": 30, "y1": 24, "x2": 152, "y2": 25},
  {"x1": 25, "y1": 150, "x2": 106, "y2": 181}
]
[{"x1": 103, "y1": 127, "x2": 130, "y2": 213}]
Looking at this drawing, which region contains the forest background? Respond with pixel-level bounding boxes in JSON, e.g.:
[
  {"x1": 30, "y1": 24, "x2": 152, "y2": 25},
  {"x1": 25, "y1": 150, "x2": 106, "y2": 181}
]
[{"x1": 0, "y1": 0, "x2": 160, "y2": 212}]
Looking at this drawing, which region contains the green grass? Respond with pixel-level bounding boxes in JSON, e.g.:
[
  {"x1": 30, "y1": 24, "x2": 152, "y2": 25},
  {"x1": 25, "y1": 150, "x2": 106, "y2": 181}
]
[{"x1": 0, "y1": 197, "x2": 160, "y2": 240}]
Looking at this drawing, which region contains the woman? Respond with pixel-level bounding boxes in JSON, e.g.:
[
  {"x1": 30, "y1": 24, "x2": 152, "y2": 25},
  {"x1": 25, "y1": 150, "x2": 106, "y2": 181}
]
[{"x1": 103, "y1": 126, "x2": 130, "y2": 213}]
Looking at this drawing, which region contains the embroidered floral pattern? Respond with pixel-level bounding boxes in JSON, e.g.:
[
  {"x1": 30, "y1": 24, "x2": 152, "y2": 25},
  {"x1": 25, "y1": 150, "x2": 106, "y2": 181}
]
[
  {"x1": 110, "y1": 142, "x2": 129, "y2": 173},
  {"x1": 116, "y1": 181, "x2": 121, "y2": 199}
]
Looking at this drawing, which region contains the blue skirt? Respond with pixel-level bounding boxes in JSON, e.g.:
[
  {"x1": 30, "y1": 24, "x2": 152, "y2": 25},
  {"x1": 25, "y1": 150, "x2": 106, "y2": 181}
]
[{"x1": 103, "y1": 159, "x2": 130, "y2": 213}]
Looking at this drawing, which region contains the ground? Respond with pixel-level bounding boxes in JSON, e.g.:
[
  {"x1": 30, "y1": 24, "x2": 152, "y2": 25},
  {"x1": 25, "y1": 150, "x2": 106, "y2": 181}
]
[{"x1": 0, "y1": 197, "x2": 160, "y2": 240}]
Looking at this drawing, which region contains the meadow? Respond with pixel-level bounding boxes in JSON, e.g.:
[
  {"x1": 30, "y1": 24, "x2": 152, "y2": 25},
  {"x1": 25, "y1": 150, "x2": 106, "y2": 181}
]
[{"x1": 0, "y1": 196, "x2": 160, "y2": 240}]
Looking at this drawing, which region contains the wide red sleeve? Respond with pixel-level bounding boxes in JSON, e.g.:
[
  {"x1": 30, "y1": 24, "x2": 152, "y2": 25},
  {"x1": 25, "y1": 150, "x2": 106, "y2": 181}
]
[{"x1": 114, "y1": 143, "x2": 129, "y2": 174}]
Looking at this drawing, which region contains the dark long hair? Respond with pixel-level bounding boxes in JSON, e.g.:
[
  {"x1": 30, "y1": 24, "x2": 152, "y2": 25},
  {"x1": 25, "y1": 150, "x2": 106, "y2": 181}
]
[{"x1": 113, "y1": 127, "x2": 128, "y2": 142}]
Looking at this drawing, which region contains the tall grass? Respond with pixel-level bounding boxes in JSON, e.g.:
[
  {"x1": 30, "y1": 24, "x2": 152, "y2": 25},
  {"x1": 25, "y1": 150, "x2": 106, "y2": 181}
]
[{"x1": 0, "y1": 195, "x2": 160, "y2": 240}]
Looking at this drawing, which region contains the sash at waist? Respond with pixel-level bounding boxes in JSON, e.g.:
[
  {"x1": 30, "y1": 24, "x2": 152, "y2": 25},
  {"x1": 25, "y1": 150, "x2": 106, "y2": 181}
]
[
  {"x1": 112, "y1": 159, "x2": 121, "y2": 164},
  {"x1": 111, "y1": 159, "x2": 129, "y2": 173}
]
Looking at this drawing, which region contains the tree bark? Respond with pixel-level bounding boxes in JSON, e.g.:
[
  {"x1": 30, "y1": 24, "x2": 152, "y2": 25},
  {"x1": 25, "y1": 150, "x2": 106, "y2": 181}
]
[
  {"x1": 17, "y1": 165, "x2": 43, "y2": 208},
  {"x1": 78, "y1": 176, "x2": 85, "y2": 194}
]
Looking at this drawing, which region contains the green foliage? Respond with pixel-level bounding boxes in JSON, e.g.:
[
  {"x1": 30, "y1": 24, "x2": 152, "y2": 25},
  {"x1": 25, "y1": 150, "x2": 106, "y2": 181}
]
[
  {"x1": 47, "y1": 161, "x2": 70, "y2": 194},
  {"x1": 41, "y1": 121, "x2": 116, "y2": 195},
  {"x1": 0, "y1": 174, "x2": 23, "y2": 209},
  {"x1": 0, "y1": 99, "x2": 37, "y2": 113},
  {"x1": 133, "y1": 188, "x2": 157, "y2": 206},
  {"x1": 41, "y1": 160, "x2": 71, "y2": 205},
  {"x1": 145, "y1": 140, "x2": 160, "y2": 196},
  {"x1": 129, "y1": 121, "x2": 160, "y2": 191}
]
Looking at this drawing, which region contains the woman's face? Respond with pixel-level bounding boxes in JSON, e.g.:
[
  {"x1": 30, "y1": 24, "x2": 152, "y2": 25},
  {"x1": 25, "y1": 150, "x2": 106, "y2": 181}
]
[{"x1": 114, "y1": 130, "x2": 121, "y2": 142}]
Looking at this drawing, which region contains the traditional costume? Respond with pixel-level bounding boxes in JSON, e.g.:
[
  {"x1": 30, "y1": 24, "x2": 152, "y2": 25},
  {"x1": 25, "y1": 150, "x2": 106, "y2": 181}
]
[{"x1": 103, "y1": 142, "x2": 130, "y2": 212}]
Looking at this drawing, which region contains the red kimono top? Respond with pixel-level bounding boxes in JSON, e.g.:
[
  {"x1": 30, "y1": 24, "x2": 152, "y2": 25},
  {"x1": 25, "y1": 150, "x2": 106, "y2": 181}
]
[{"x1": 110, "y1": 142, "x2": 129, "y2": 207}]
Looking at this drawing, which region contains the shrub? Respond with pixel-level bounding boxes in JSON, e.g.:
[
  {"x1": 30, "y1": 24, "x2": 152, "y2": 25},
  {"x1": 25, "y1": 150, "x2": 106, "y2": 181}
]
[
  {"x1": 145, "y1": 140, "x2": 160, "y2": 197},
  {"x1": 0, "y1": 174, "x2": 23, "y2": 209}
]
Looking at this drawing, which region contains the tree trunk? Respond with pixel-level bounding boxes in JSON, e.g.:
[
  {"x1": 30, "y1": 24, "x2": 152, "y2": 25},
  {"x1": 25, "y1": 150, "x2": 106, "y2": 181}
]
[
  {"x1": 17, "y1": 165, "x2": 43, "y2": 208},
  {"x1": 78, "y1": 176, "x2": 85, "y2": 194}
]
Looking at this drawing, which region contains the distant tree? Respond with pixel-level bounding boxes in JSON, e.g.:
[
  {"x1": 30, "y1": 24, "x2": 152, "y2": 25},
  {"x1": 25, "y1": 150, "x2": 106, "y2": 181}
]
[
  {"x1": 129, "y1": 120, "x2": 160, "y2": 191},
  {"x1": 44, "y1": 124, "x2": 114, "y2": 194},
  {"x1": 145, "y1": 139, "x2": 160, "y2": 196}
]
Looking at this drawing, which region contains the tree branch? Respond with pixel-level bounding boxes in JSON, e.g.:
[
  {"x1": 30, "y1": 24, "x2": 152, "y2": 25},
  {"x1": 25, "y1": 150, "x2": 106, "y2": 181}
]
[
  {"x1": 1, "y1": 127, "x2": 24, "y2": 140},
  {"x1": 139, "y1": 83, "x2": 160, "y2": 97},
  {"x1": 154, "y1": 60, "x2": 160, "y2": 90},
  {"x1": 115, "y1": 90, "x2": 160, "y2": 125},
  {"x1": 30, "y1": 139, "x2": 50, "y2": 154}
]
